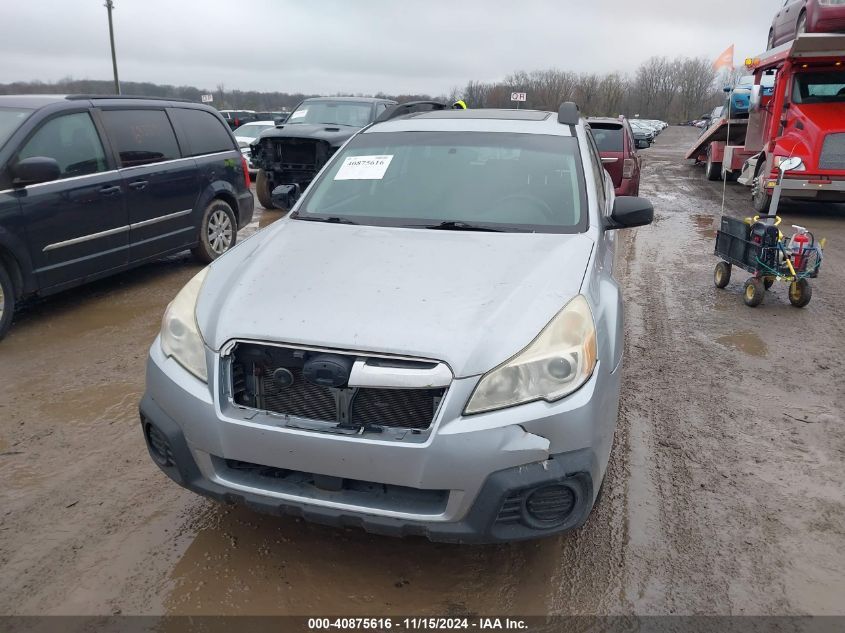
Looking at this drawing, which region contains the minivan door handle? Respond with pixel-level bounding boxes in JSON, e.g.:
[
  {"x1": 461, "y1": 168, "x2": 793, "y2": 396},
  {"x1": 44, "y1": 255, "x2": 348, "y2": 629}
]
[
  {"x1": 99, "y1": 185, "x2": 122, "y2": 196},
  {"x1": 128, "y1": 180, "x2": 148, "y2": 191}
]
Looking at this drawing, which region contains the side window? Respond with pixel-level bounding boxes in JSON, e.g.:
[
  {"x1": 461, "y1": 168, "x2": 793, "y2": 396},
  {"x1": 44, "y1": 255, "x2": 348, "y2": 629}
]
[
  {"x1": 584, "y1": 130, "x2": 607, "y2": 204},
  {"x1": 376, "y1": 103, "x2": 388, "y2": 118},
  {"x1": 17, "y1": 112, "x2": 107, "y2": 179},
  {"x1": 100, "y1": 109, "x2": 180, "y2": 168},
  {"x1": 169, "y1": 108, "x2": 234, "y2": 156}
]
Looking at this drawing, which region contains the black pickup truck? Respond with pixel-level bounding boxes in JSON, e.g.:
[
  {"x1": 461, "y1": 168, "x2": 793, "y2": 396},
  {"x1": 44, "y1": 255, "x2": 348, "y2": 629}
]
[{"x1": 250, "y1": 97, "x2": 397, "y2": 210}]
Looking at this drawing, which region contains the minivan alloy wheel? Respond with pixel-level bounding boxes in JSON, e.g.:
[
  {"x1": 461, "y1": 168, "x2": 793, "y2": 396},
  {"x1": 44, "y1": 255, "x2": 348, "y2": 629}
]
[{"x1": 208, "y1": 209, "x2": 234, "y2": 255}]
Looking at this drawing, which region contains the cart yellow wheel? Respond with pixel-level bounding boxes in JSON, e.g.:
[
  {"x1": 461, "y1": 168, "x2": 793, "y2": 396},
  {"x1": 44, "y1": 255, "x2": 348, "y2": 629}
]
[
  {"x1": 743, "y1": 278, "x2": 765, "y2": 307},
  {"x1": 714, "y1": 262, "x2": 732, "y2": 289},
  {"x1": 763, "y1": 277, "x2": 775, "y2": 290},
  {"x1": 788, "y1": 279, "x2": 812, "y2": 308}
]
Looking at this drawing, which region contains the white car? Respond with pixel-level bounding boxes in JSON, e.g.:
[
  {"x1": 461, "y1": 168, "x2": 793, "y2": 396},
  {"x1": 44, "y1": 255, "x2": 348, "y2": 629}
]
[{"x1": 233, "y1": 120, "x2": 276, "y2": 174}]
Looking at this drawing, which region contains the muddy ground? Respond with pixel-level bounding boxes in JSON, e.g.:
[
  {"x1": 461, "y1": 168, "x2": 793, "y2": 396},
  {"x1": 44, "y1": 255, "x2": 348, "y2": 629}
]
[{"x1": 0, "y1": 126, "x2": 843, "y2": 616}]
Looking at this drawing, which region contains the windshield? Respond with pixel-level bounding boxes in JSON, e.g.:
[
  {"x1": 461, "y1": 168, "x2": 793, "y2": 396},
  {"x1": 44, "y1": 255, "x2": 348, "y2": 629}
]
[
  {"x1": 287, "y1": 101, "x2": 374, "y2": 127},
  {"x1": 234, "y1": 123, "x2": 273, "y2": 139},
  {"x1": 0, "y1": 107, "x2": 33, "y2": 148},
  {"x1": 590, "y1": 125, "x2": 623, "y2": 152},
  {"x1": 297, "y1": 131, "x2": 587, "y2": 234},
  {"x1": 793, "y1": 71, "x2": 845, "y2": 104}
]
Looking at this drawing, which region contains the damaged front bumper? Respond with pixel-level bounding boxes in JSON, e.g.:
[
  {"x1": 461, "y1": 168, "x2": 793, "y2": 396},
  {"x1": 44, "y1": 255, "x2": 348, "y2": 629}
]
[{"x1": 140, "y1": 341, "x2": 616, "y2": 543}]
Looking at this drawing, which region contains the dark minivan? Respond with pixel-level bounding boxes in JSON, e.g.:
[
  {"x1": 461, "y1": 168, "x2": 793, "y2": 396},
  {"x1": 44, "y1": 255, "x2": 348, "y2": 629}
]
[{"x1": 0, "y1": 95, "x2": 254, "y2": 340}]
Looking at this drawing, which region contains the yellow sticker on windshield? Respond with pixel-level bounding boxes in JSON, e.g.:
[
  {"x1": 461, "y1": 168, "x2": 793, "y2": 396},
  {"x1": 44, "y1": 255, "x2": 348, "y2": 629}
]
[{"x1": 334, "y1": 155, "x2": 394, "y2": 180}]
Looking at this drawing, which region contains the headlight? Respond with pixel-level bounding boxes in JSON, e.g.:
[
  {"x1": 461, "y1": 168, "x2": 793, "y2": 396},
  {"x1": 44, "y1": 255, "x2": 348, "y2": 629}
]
[
  {"x1": 160, "y1": 268, "x2": 209, "y2": 382},
  {"x1": 464, "y1": 295, "x2": 597, "y2": 415}
]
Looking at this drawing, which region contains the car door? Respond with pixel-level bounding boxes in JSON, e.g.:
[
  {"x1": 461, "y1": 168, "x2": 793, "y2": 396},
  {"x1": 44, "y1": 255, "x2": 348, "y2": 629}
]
[
  {"x1": 778, "y1": 0, "x2": 804, "y2": 44},
  {"x1": 14, "y1": 109, "x2": 129, "y2": 290},
  {"x1": 99, "y1": 108, "x2": 200, "y2": 263}
]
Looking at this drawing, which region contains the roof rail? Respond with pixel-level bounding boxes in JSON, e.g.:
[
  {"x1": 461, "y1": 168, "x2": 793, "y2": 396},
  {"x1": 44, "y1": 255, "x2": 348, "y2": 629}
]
[
  {"x1": 376, "y1": 100, "x2": 448, "y2": 123},
  {"x1": 558, "y1": 102, "x2": 580, "y2": 126},
  {"x1": 65, "y1": 94, "x2": 193, "y2": 103}
]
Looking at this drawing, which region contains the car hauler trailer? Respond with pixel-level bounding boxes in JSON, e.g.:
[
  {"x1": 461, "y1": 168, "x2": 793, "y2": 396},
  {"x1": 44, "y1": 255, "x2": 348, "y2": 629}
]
[{"x1": 686, "y1": 34, "x2": 845, "y2": 212}]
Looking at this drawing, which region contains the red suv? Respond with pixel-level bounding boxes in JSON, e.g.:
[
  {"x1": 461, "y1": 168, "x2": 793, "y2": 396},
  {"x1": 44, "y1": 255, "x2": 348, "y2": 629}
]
[
  {"x1": 587, "y1": 118, "x2": 642, "y2": 197},
  {"x1": 768, "y1": 1, "x2": 845, "y2": 49}
]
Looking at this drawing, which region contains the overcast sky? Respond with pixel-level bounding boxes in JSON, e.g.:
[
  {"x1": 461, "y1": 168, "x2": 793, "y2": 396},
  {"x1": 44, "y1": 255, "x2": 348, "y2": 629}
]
[{"x1": 1, "y1": 0, "x2": 783, "y2": 95}]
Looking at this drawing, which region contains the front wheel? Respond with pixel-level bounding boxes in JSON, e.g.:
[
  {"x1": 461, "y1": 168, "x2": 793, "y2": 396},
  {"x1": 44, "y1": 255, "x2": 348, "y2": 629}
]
[
  {"x1": 788, "y1": 278, "x2": 812, "y2": 308},
  {"x1": 795, "y1": 13, "x2": 807, "y2": 39},
  {"x1": 714, "y1": 261, "x2": 732, "y2": 289},
  {"x1": 752, "y1": 173, "x2": 771, "y2": 214},
  {"x1": 743, "y1": 278, "x2": 765, "y2": 307},
  {"x1": 766, "y1": 30, "x2": 775, "y2": 50},
  {"x1": 0, "y1": 263, "x2": 15, "y2": 341},
  {"x1": 191, "y1": 199, "x2": 237, "y2": 264},
  {"x1": 705, "y1": 150, "x2": 722, "y2": 181},
  {"x1": 255, "y1": 169, "x2": 278, "y2": 210}
]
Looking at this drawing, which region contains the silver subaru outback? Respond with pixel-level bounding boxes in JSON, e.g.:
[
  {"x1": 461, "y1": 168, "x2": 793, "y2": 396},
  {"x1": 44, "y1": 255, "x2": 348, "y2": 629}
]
[{"x1": 140, "y1": 103, "x2": 653, "y2": 543}]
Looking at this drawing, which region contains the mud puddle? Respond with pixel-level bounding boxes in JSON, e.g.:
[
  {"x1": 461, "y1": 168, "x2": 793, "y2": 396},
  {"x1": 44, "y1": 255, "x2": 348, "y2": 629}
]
[
  {"x1": 715, "y1": 331, "x2": 768, "y2": 357},
  {"x1": 162, "y1": 504, "x2": 556, "y2": 616}
]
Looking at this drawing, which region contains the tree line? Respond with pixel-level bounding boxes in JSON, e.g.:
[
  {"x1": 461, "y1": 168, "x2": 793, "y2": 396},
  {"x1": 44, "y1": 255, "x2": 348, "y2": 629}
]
[{"x1": 0, "y1": 56, "x2": 726, "y2": 122}]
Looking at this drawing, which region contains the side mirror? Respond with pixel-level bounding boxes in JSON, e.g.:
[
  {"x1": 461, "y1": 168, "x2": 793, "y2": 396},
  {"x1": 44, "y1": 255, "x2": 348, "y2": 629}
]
[
  {"x1": 723, "y1": 86, "x2": 732, "y2": 93},
  {"x1": 636, "y1": 139, "x2": 650, "y2": 150},
  {"x1": 779, "y1": 156, "x2": 803, "y2": 173},
  {"x1": 750, "y1": 85, "x2": 762, "y2": 112},
  {"x1": 606, "y1": 196, "x2": 654, "y2": 230},
  {"x1": 13, "y1": 156, "x2": 61, "y2": 186},
  {"x1": 271, "y1": 184, "x2": 300, "y2": 209}
]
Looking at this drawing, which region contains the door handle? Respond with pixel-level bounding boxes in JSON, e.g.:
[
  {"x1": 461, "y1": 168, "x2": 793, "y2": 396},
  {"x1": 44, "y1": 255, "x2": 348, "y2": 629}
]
[
  {"x1": 128, "y1": 180, "x2": 148, "y2": 191},
  {"x1": 99, "y1": 185, "x2": 122, "y2": 196}
]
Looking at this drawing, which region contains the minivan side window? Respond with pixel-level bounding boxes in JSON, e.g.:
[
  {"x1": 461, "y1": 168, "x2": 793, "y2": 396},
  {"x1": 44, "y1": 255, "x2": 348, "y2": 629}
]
[
  {"x1": 100, "y1": 109, "x2": 181, "y2": 168},
  {"x1": 17, "y1": 112, "x2": 108, "y2": 179},
  {"x1": 169, "y1": 108, "x2": 234, "y2": 156}
]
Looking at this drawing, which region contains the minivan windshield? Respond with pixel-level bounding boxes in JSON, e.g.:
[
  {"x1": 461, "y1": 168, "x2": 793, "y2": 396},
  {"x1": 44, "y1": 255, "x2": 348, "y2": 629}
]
[
  {"x1": 297, "y1": 131, "x2": 587, "y2": 233},
  {"x1": 287, "y1": 101, "x2": 374, "y2": 127},
  {"x1": 0, "y1": 107, "x2": 33, "y2": 149},
  {"x1": 793, "y1": 71, "x2": 845, "y2": 104}
]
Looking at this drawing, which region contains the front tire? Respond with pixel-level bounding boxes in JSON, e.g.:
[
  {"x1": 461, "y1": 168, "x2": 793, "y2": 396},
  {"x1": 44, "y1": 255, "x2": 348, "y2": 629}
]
[
  {"x1": 714, "y1": 261, "x2": 732, "y2": 289},
  {"x1": 752, "y1": 172, "x2": 771, "y2": 214},
  {"x1": 743, "y1": 278, "x2": 765, "y2": 307},
  {"x1": 706, "y1": 149, "x2": 722, "y2": 181},
  {"x1": 789, "y1": 278, "x2": 812, "y2": 308},
  {"x1": 0, "y1": 263, "x2": 15, "y2": 341},
  {"x1": 796, "y1": 12, "x2": 807, "y2": 39},
  {"x1": 255, "y1": 169, "x2": 278, "y2": 210},
  {"x1": 766, "y1": 30, "x2": 775, "y2": 50},
  {"x1": 191, "y1": 199, "x2": 237, "y2": 264}
]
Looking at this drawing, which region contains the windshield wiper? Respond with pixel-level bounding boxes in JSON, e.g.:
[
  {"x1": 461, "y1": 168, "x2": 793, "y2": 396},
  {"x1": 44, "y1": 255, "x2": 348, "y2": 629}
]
[
  {"x1": 294, "y1": 215, "x2": 359, "y2": 225},
  {"x1": 420, "y1": 221, "x2": 504, "y2": 233}
]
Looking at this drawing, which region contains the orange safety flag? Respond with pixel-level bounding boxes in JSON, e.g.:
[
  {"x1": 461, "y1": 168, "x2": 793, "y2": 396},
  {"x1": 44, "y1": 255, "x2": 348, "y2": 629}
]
[{"x1": 713, "y1": 45, "x2": 735, "y2": 71}]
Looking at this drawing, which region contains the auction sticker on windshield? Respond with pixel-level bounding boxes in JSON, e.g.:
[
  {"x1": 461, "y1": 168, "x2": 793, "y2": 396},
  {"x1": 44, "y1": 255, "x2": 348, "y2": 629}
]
[
  {"x1": 334, "y1": 155, "x2": 394, "y2": 180},
  {"x1": 290, "y1": 109, "x2": 308, "y2": 119}
]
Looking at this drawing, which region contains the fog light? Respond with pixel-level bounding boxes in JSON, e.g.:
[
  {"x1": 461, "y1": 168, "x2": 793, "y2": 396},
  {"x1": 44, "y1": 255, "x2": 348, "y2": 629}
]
[
  {"x1": 524, "y1": 484, "x2": 576, "y2": 528},
  {"x1": 145, "y1": 422, "x2": 174, "y2": 467}
]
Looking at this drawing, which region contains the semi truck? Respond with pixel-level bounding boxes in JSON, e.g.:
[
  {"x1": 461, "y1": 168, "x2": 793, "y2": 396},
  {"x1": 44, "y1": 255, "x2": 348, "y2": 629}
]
[{"x1": 686, "y1": 34, "x2": 845, "y2": 212}]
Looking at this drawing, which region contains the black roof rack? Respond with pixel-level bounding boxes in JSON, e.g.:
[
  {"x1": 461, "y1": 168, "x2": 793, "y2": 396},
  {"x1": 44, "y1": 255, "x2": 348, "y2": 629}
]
[
  {"x1": 65, "y1": 94, "x2": 193, "y2": 103},
  {"x1": 376, "y1": 100, "x2": 449, "y2": 123}
]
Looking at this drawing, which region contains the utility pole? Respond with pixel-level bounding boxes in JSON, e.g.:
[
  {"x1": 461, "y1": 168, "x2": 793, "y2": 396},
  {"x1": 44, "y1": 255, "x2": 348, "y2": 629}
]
[{"x1": 104, "y1": 0, "x2": 120, "y2": 94}]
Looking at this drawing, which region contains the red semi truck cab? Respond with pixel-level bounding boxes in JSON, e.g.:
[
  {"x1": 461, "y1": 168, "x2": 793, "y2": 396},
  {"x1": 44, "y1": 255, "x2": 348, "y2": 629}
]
[{"x1": 744, "y1": 34, "x2": 845, "y2": 211}]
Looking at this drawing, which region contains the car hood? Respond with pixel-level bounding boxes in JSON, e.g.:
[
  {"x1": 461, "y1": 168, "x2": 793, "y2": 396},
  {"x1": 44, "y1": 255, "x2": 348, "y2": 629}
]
[
  {"x1": 254, "y1": 123, "x2": 360, "y2": 147},
  {"x1": 196, "y1": 220, "x2": 595, "y2": 378}
]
